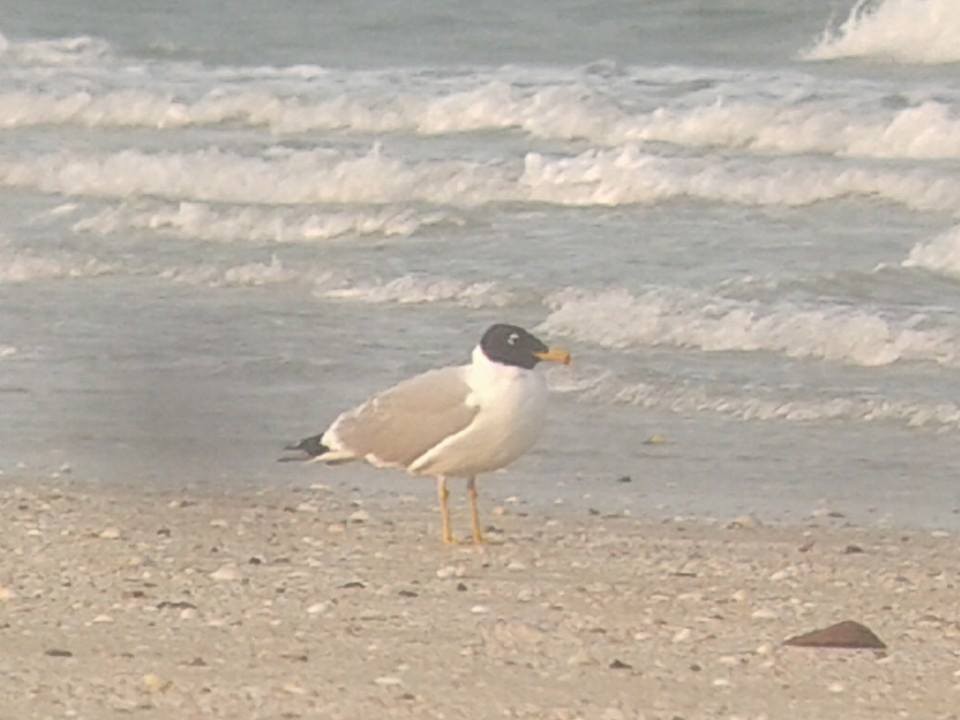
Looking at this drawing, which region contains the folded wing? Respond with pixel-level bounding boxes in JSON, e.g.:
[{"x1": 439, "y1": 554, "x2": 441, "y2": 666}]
[{"x1": 326, "y1": 366, "x2": 479, "y2": 469}]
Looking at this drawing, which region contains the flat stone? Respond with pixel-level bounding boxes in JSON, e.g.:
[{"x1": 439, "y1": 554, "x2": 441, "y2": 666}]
[
  {"x1": 784, "y1": 620, "x2": 886, "y2": 649},
  {"x1": 209, "y1": 565, "x2": 241, "y2": 582}
]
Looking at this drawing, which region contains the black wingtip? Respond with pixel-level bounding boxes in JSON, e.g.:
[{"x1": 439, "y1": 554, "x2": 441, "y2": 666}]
[{"x1": 279, "y1": 433, "x2": 329, "y2": 462}]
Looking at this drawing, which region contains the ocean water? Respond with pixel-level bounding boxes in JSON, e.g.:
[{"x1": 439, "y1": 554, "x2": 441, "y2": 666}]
[{"x1": 3, "y1": 0, "x2": 960, "y2": 528}]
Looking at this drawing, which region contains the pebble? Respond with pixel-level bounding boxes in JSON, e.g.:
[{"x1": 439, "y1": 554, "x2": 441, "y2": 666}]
[
  {"x1": 209, "y1": 565, "x2": 241, "y2": 582},
  {"x1": 769, "y1": 568, "x2": 794, "y2": 582},
  {"x1": 91, "y1": 614, "x2": 114, "y2": 624},
  {"x1": 349, "y1": 510, "x2": 370, "y2": 523},
  {"x1": 470, "y1": 605, "x2": 490, "y2": 614},
  {"x1": 436, "y1": 565, "x2": 466, "y2": 579},
  {"x1": 374, "y1": 676, "x2": 403, "y2": 687},
  {"x1": 307, "y1": 602, "x2": 330, "y2": 614},
  {"x1": 296, "y1": 502, "x2": 319, "y2": 513},
  {"x1": 0, "y1": 586, "x2": 15, "y2": 601},
  {"x1": 507, "y1": 560, "x2": 527, "y2": 571},
  {"x1": 98, "y1": 527, "x2": 121, "y2": 540},
  {"x1": 209, "y1": 519, "x2": 228, "y2": 528},
  {"x1": 828, "y1": 682, "x2": 845, "y2": 693},
  {"x1": 751, "y1": 608, "x2": 778, "y2": 620},
  {"x1": 567, "y1": 649, "x2": 595, "y2": 666},
  {"x1": 672, "y1": 628, "x2": 692, "y2": 643},
  {"x1": 142, "y1": 673, "x2": 171, "y2": 693},
  {"x1": 784, "y1": 620, "x2": 886, "y2": 649}
]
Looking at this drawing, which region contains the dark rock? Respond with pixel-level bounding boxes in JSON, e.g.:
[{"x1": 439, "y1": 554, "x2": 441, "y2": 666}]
[
  {"x1": 280, "y1": 653, "x2": 309, "y2": 662},
  {"x1": 44, "y1": 648, "x2": 73, "y2": 657},
  {"x1": 784, "y1": 620, "x2": 886, "y2": 649},
  {"x1": 843, "y1": 544, "x2": 864, "y2": 554},
  {"x1": 156, "y1": 600, "x2": 198, "y2": 611},
  {"x1": 609, "y1": 659, "x2": 632, "y2": 670}
]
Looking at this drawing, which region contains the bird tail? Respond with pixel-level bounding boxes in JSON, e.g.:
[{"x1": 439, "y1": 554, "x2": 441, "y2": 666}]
[
  {"x1": 279, "y1": 432, "x2": 356, "y2": 464},
  {"x1": 278, "y1": 433, "x2": 330, "y2": 462}
]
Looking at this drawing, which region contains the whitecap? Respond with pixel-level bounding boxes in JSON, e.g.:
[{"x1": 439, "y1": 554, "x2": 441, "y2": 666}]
[
  {"x1": 0, "y1": 252, "x2": 114, "y2": 283},
  {"x1": 316, "y1": 274, "x2": 516, "y2": 309},
  {"x1": 803, "y1": 0, "x2": 960, "y2": 64},
  {"x1": 73, "y1": 201, "x2": 459, "y2": 243},
  {"x1": 902, "y1": 225, "x2": 960, "y2": 278}
]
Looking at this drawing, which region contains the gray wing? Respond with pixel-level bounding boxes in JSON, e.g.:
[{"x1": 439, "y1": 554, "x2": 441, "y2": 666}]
[{"x1": 326, "y1": 365, "x2": 478, "y2": 469}]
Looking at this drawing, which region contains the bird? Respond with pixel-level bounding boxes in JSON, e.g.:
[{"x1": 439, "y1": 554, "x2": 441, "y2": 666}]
[{"x1": 282, "y1": 323, "x2": 571, "y2": 544}]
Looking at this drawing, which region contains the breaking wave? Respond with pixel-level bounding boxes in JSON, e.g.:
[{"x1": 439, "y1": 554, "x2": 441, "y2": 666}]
[
  {"x1": 72, "y1": 202, "x2": 459, "y2": 243},
  {"x1": 4, "y1": 82, "x2": 960, "y2": 163},
  {"x1": 902, "y1": 225, "x2": 960, "y2": 278},
  {"x1": 0, "y1": 251, "x2": 114, "y2": 283},
  {"x1": 804, "y1": 0, "x2": 960, "y2": 64},
  {"x1": 4, "y1": 145, "x2": 960, "y2": 213},
  {"x1": 540, "y1": 286, "x2": 959, "y2": 368}
]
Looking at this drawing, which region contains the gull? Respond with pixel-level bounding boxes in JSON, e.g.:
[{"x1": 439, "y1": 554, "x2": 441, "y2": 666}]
[{"x1": 283, "y1": 323, "x2": 571, "y2": 544}]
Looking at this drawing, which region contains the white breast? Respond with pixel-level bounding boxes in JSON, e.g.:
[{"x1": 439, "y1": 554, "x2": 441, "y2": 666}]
[{"x1": 408, "y1": 346, "x2": 548, "y2": 478}]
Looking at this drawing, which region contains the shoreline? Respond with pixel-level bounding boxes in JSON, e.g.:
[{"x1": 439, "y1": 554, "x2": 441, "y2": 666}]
[{"x1": 2, "y1": 477, "x2": 958, "y2": 719}]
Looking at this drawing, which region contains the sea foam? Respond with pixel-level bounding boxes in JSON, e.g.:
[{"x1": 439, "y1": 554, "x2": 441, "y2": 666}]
[
  {"x1": 557, "y1": 368, "x2": 960, "y2": 432},
  {"x1": 804, "y1": 0, "x2": 960, "y2": 64}
]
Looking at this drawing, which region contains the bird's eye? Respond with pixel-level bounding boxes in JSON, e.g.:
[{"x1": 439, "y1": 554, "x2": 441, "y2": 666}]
[{"x1": 507, "y1": 332, "x2": 519, "y2": 346}]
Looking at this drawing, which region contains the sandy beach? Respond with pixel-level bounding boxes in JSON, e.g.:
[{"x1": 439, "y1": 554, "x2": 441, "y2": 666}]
[{"x1": 2, "y1": 477, "x2": 958, "y2": 720}]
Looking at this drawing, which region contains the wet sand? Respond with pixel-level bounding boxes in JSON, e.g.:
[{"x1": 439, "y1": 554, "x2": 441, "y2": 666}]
[{"x1": 2, "y1": 478, "x2": 958, "y2": 719}]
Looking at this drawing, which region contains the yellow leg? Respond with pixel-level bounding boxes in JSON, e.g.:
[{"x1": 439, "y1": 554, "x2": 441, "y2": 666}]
[
  {"x1": 467, "y1": 476, "x2": 485, "y2": 544},
  {"x1": 437, "y1": 477, "x2": 454, "y2": 544}
]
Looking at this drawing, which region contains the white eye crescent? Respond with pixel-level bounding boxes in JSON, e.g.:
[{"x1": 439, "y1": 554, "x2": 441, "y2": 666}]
[{"x1": 507, "y1": 332, "x2": 519, "y2": 345}]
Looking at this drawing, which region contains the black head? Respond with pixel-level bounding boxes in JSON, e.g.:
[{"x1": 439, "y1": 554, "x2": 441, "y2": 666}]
[{"x1": 479, "y1": 324, "x2": 570, "y2": 369}]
